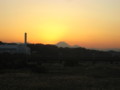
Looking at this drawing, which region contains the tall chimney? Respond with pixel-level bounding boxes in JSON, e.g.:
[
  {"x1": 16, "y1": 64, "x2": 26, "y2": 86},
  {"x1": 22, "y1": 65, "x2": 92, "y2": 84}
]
[{"x1": 24, "y1": 32, "x2": 27, "y2": 46}]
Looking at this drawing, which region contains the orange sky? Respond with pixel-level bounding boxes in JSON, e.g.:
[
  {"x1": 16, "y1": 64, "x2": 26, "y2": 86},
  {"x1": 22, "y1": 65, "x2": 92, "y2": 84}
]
[{"x1": 0, "y1": 0, "x2": 120, "y2": 49}]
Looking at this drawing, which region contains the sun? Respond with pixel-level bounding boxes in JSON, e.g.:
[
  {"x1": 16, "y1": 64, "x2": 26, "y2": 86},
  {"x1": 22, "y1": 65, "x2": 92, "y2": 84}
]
[{"x1": 40, "y1": 22, "x2": 67, "y2": 44}]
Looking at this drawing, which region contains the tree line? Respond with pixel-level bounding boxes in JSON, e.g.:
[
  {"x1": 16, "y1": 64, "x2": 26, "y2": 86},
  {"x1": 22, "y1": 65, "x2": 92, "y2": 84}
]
[{"x1": 0, "y1": 41, "x2": 120, "y2": 68}]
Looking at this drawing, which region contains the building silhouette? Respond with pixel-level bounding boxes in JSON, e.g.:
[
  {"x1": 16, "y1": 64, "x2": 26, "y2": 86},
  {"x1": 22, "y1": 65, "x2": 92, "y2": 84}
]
[{"x1": 0, "y1": 33, "x2": 30, "y2": 55}]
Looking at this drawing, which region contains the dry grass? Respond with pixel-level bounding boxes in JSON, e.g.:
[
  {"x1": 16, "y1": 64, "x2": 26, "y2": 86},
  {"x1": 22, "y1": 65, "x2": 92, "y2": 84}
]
[{"x1": 0, "y1": 63, "x2": 120, "y2": 90}]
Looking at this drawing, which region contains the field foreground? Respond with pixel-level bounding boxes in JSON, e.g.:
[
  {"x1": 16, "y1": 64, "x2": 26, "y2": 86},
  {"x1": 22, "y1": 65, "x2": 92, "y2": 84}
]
[{"x1": 0, "y1": 64, "x2": 120, "y2": 90}]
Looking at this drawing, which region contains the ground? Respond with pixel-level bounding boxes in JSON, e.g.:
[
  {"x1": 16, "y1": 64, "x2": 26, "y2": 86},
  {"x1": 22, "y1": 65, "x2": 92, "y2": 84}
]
[{"x1": 0, "y1": 63, "x2": 120, "y2": 90}]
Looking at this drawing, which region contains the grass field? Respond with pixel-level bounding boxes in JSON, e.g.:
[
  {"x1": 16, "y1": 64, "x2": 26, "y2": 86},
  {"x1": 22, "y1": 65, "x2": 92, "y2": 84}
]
[{"x1": 0, "y1": 63, "x2": 120, "y2": 90}]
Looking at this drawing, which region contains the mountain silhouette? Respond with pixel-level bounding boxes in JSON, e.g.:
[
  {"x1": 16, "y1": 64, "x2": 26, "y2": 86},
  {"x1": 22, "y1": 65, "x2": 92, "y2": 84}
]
[
  {"x1": 56, "y1": 42, "x2": 71, "y2": 48},
  {"x1": 72, "y1": 45, "x2": 80, "y2": 48},
  {"x1": 56, "y1": 41, "x2": 80, "y2": 48}
]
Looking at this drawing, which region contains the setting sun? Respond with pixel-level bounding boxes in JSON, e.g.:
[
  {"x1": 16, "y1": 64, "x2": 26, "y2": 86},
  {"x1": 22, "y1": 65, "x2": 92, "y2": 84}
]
[{"x1": 40, "y1": 22, "x2": 68, "y2": 44}]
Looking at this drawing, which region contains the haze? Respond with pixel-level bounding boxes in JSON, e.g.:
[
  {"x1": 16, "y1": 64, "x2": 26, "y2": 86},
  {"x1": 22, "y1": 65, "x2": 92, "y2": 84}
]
[{"x1": 0, "y1": 0, "x2": 120, "y2": 49}]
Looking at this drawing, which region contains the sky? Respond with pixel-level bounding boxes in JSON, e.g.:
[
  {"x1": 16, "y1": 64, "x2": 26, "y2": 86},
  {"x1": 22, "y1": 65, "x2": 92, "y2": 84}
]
[{"x1": 0, "y1": 0, "x2": 120, "y2": 49}]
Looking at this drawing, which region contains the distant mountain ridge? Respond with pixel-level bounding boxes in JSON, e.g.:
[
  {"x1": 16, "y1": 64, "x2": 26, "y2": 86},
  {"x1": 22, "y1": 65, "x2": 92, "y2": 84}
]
[
  {"x1": 56, "y1": 42, "x2": 71, "y2": 48},
  {"x1": 56, "y1": 41, "x2": 80, "y2": 48},
  {"x1": 55, "y1": 42, "x2": 120, "y2": 51}
]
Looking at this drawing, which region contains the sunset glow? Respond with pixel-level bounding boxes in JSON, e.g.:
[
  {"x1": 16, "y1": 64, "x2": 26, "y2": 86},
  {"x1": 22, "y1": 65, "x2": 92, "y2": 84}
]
[
  {"x1": 39, "y1": 22, "x2": 68, "y2": 44},
  {"x1": 0, "y1": 0, "x2": 120, "y2": 49}
]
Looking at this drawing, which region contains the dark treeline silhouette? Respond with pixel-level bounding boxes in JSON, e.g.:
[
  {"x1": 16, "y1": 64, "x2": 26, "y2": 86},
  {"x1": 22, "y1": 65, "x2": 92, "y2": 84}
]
[
  {"x1": 28, "y1": 43, "x2": 120, "y2": 66},
  {"x1": 0, "y1": 42, "x2": 120, "y2": 69},
  {"x1": 0, "y1": 41, "x2": 17, "y2": 45},
  {"x1": 0, "y1": 41, "x2": 4, "y2": 45}
]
